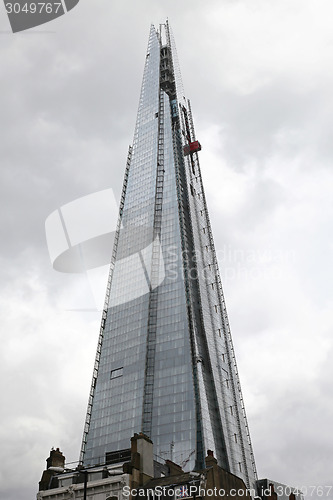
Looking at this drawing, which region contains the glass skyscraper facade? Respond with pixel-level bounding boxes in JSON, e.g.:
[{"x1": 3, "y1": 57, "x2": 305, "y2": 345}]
[{"x1": 80, "y1": 22, "x2": 257, "y2": 489}]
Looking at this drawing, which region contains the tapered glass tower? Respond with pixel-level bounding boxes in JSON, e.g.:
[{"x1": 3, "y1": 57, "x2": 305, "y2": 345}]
[{"x1": 80, "y1": 22, "x2": 257, "y2": 488}]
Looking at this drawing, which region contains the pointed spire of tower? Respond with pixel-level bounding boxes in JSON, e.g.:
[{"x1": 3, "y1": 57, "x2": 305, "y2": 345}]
[{"x1": 80, "y1": 23, "x2": 257, "y2": 489}]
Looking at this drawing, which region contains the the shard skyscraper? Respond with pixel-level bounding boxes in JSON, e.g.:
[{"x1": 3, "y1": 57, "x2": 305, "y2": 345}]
[{"x1": 80, "y1": 22, "x2": 257, "y2": 489}]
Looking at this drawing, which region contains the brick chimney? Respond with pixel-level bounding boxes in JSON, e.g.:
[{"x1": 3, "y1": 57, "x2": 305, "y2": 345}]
[
  {"x1": 205, "y1": 450, "x2": 217, "y2": 468},
  {"x1": 126, "y1": 433, "x2": 154, "y2": 490},
  {"x1": 46, "y1": 448, "x2": 65, "y2": 470},
  {"x1": 39, "y1": 448, "x2": 65, "y2": 491}
]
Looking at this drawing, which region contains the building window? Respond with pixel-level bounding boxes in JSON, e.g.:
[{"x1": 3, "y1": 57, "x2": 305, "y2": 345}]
[{"x1": 110, "y1": 367, "x2": 123, "y2": 380}]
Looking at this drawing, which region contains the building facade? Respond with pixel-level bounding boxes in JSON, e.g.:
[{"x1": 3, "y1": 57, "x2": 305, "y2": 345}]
[
  {"x1": 80, "y1": 22, "x2": 257, "y2": 489},
  {"x1": 37, "y1": 436, "x2": 303, "y2": 500},
  {"x1": 37, "y1": 434, "x2": 253, "y2": 500}
]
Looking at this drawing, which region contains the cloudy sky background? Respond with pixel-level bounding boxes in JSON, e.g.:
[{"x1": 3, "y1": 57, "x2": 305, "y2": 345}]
[{"x1": 0, "y1": 1, "x2": 332, "y2": 498}]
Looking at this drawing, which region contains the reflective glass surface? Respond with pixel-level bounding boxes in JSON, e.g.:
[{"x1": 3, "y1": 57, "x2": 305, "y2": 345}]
[
  {"x1": 82, "y1": 23, "x2": 257, "y2": 490},
  {"x1": 83, "y1": 26, "x2": 197, "y2": 469},
  {"x1": 83, "y1": 25, "x2": 161, "y2": 465}
]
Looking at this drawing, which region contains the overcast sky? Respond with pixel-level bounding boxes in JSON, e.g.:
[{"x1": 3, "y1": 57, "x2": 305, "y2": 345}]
[{"x1": 1, "y1": 1, "x2": 332, "y2": 499}]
